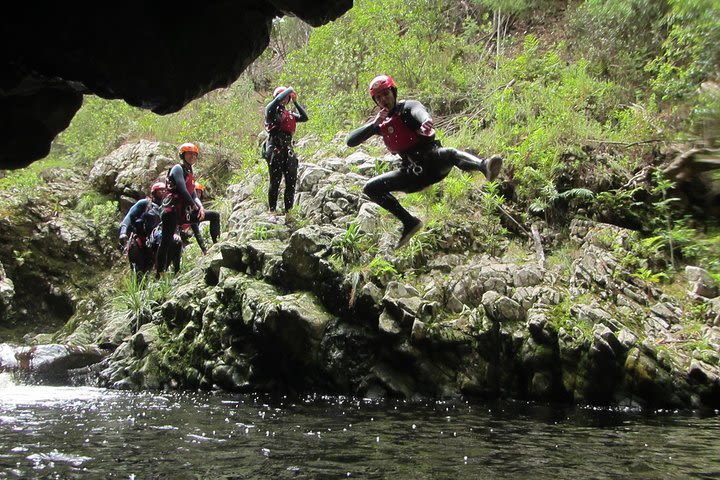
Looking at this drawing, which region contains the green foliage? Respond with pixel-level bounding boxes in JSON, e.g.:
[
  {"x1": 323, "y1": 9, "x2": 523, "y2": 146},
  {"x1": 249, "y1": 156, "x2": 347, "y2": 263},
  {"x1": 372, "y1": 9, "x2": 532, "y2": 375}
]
[
  {"x1": 59, "y1": 96, "x2": 135, "y2": 164},
  {"x1": 547, "y1": 296, "x2": 593, "y2": 339},
  {"x1": 50, "y1": 76, "x2": 261, "y2": 192},
  {"x1": 332, "y1": 222, "x2": 378, "y2": 265},
  {"x1": 254, "y1": 224, "x2": 269, "y2": 240},
  {"x1": 567, "y1": 0, "x2": 668, "y2": 88},
  {"x1": 281, "y1": 0, "x2": 488, "y2": 138},
  {"x1": 631, "y1": 266, "x2": 668, "y2": 284},
  {"x1": 0, "y1": 155, "x2": 73, "y2": 203},
  {"x1": 398, "y1": 221, "x2": 442, "y2": 263},
  {"x1": 368, "y1": 256, "x2": 399, "y2": 279},
  {"x1": 0, "y1": 168, "x2": 40, "y2": 195},
  {"x1": 647, "y1": 0, "x2": 720, "y2": 101},
  {"x1": 75, "y1": 192, "x2": 112, "y2": 215},
  {"x1": 111, "y1": 273, "x2": 172, "y2": 332}
]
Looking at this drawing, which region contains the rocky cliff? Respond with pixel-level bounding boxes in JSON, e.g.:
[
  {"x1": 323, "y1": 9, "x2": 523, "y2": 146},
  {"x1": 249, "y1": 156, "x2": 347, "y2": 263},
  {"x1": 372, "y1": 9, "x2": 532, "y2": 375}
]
[{"x1": 33, "y1": 139, "x2": 718, "y2": 409}]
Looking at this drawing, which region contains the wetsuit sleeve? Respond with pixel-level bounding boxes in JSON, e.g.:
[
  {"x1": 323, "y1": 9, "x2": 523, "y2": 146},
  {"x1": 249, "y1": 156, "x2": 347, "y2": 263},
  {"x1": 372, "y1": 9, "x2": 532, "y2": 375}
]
[
  {"x1": 169, "y1": 165, "x2": 195, "y2": 206},
  {"x1": 402, "y1": 100, "x2": 431, "y2": 130},
  {"x1": 265, "y1": 87, "x2": 295, "y2": 124},
  {"x1": 347, "y1": 121, "x2": 380, "y2": 147},
  {"x1": 119, "y1": 199, "x2": 148, "y2": 236},
  {"x1": 191, "y1": 190, "x2": 203, "y2": 209},
  {"x1": 293, "y1": 101, "x2": 309, "y2": 122}
]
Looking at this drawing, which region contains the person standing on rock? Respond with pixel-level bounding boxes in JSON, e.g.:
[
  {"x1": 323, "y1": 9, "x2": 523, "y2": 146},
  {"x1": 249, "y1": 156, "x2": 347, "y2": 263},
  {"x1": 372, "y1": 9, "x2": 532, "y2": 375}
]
[
  {"x1": 264, "y1": 86, "x2": 309, "y2": 219},
  {"x1": 156, "y1": 143, "x2": 219, "y2": 274},
  {"x1": 346, "y1": 75, "x2": 503, "y2": 248},
  {"x1": 118, "y1": 181, "x2": 166, "y2": 279}
]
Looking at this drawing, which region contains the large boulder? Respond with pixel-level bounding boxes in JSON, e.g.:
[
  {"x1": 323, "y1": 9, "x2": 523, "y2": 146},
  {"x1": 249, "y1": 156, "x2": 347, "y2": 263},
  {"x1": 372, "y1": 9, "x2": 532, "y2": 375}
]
[
  {"x1": 88, "y1": 140, "x2": 176, "y2": 198},
  {"x1": 0, "y1": 343, "x2": 106, "y2": 384}
]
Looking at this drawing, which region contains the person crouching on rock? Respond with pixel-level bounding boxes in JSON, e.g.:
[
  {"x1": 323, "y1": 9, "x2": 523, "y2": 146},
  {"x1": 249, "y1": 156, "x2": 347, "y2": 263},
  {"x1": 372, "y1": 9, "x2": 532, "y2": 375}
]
[
  {"x1": 118, "y1": 181, "x2": 166, "y2": 280},
  {"x1": 156, "y1": 142, "x2": 206, "y2": 275},
  {"x1": 264, "y1": 85, "x2": 309, "y2": 219},
  {"x1": 346, "y1": 75, "x2": 503, "y2": 248}
]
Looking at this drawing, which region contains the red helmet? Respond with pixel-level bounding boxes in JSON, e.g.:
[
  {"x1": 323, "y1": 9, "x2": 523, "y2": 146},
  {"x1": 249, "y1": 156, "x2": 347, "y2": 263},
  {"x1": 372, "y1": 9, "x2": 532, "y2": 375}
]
[
  {"x1": 151, "y1": 182, "x2": 166, "y2": 193},
  {"x1": 369, "y1": 75, "x2": 397, "y2": 98},
  {"x1": 273, "y1": 86, "x2": 287, "y2": 97},
  {"x1": 178, "y1": 142, "x2": 199, "y2": 159}
]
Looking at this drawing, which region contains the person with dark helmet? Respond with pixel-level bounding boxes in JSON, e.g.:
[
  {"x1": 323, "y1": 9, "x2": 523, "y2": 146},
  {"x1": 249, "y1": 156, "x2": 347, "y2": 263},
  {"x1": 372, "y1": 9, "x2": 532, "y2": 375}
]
[
  {"x1": 118, "y1": 181, "x2": 167, "y2": 279},
  {"x1": 156, "y1": 142, "x2": 207, "y2": 274},
  {"x1": 346, "y1": 75, "x2": 503, "y2": 248},
  {"x1": 264, "y1": 85, "x2": 309, "y2": 217}
]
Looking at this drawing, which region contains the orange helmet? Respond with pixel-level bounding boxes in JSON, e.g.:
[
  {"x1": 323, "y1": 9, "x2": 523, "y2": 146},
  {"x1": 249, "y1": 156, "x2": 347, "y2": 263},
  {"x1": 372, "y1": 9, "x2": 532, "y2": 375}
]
[
  {"x1": 178, "y1": 142, "x2": 199, "y2": 159},
  {"x1": 273, "y1": 86, "x2": 287, "y2": 97},
  {"x1": 195, "y1": 182, "x2": 204, "y2": 192},
  {"x1": 151, "y1": 181, "x2": 166, "y2": 193},
  {"x1": 369, "y1": 75, "x2": 397, "y2": 98}
]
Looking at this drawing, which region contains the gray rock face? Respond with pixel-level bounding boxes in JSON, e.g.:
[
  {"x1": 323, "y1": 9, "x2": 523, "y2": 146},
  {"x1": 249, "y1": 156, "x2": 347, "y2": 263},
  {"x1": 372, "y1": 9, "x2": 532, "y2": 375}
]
[
  {"x1": 685, "y1": 266, "x2": 719, "y2": 298},
  {"x1": 39, "y1": 140, "x2": 719, "y2": 408},
  {"x1": 1, "y1": 1, "x2": 353, "y2": 169},
  {"x1": 89, "y1": 140, "x2": 177, "y2": 199}
]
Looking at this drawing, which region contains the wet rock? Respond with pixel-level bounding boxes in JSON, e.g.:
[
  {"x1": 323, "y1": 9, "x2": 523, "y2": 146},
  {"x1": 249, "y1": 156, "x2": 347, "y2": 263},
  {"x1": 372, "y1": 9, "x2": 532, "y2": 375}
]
[
  {"x1": 0, "y1": 343, "x2": 106, "y2": 384},
  {"x1": 623, "y1": 347, "x2": 683, "y2": 408},
  {"x1": 685, "y1": 266, "x2": 718, "y2": 298},
  {"x1": 283, "y1": 225, "x2": 342, "y2": 281},
  {"x1": 482, "y1": 291, "x2": 525, "y2": 323},
  {"x1": 297, "y1": 164, "x2": 335, "y2": 194},
  {"x1": 379, "y1": 310, "x2": 402, "y2": 336}
]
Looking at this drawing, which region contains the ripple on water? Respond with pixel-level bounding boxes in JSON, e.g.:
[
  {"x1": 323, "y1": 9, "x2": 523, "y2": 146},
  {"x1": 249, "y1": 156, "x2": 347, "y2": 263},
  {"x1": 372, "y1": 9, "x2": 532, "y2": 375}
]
[{"x1": 27, "y1": 449, "x2": 93, "y2": 468}]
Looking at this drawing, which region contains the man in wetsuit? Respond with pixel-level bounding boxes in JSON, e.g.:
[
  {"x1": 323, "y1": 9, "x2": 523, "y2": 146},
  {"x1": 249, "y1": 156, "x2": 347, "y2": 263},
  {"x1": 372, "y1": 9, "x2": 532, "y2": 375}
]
[
  {"x1": 346, "y1": 75, "x2": 503, "y2": 248},
  {"x1": 156, "y1": 143, "x2": 220, "y2": 274},
  {"x1": 118, "y1": 181, "x2": 166, "y2": 279},
  {"x1": 264, "y1": 86, "x2": 309, "y2": 217}
]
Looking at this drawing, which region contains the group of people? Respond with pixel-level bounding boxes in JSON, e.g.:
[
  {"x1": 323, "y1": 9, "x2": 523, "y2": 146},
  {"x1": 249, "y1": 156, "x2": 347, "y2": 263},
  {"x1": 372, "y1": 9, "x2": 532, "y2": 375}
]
[
  {"x1": 261, "y1": 75, "x2": 502, "y2": 247},
  {"x1": 118, "y1": 143, "x2": 221, "y2": 278},
  {"x1": 118, "y1": 74, "x2": 503, "y2": 277}
]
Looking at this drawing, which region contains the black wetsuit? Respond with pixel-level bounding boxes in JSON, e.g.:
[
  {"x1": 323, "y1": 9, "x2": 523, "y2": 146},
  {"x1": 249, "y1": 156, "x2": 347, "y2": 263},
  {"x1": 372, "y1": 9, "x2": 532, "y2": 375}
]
[
  {"x1": 346, "y1": 99, "x2": 489, "y2": 227},
  {"x1": 119, "y1": 197, "x2": 162, "y2": 278},
  {"x1": 264, "y1": 87, "x2": 309, "y2": 212},
  {"x1": 157, "y1": 162, "x2": 198, "y2": 273},
  {"x1": 183, "y1": 210, "x2": 221, "y2": 254}
]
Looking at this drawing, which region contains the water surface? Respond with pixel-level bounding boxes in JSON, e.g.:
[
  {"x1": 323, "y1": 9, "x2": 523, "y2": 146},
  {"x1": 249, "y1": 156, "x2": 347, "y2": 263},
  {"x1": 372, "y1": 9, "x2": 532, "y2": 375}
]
[{"x1": 1, "y1": 377, "x2": 718, "y2": 479}]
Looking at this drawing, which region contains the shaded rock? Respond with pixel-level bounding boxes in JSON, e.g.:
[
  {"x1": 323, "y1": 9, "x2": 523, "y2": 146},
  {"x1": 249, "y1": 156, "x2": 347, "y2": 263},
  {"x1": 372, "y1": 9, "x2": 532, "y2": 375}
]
[
  {"x1": 482, "y1": 291, "x2": 525, "y2": 323},
  {"x1": 283, "y1": 225, "x2": 342, "y2": 282},
  {"x1": 623, "y1": 347, "x2": 684, "y2": 408}
]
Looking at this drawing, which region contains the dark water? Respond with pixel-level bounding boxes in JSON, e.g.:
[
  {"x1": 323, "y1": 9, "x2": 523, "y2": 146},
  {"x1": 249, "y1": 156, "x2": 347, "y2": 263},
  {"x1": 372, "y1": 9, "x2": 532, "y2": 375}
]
[{"x1": 1, "y1": 376, "x2": 719, "y2": 479}]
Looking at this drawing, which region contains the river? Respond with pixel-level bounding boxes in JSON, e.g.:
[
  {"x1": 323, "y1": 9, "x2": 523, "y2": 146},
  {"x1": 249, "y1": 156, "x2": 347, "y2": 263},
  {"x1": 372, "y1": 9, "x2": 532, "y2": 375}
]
[{"x1": 0, "y1": 374, "x2": 718, "y2": 479}]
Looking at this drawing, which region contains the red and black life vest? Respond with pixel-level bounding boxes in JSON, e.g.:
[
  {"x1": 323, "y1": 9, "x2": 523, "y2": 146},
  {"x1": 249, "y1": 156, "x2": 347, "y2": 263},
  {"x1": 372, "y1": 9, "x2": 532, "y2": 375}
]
[
  {"x1": 165, "y1": 164, "x2": 195, "y2": 215},
  {"x1": 379, "y1": 113, "x2": 422, "y2": 154},
  {"x1": 266, "y1": 108, "x2": 297, "y2": 135}
]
